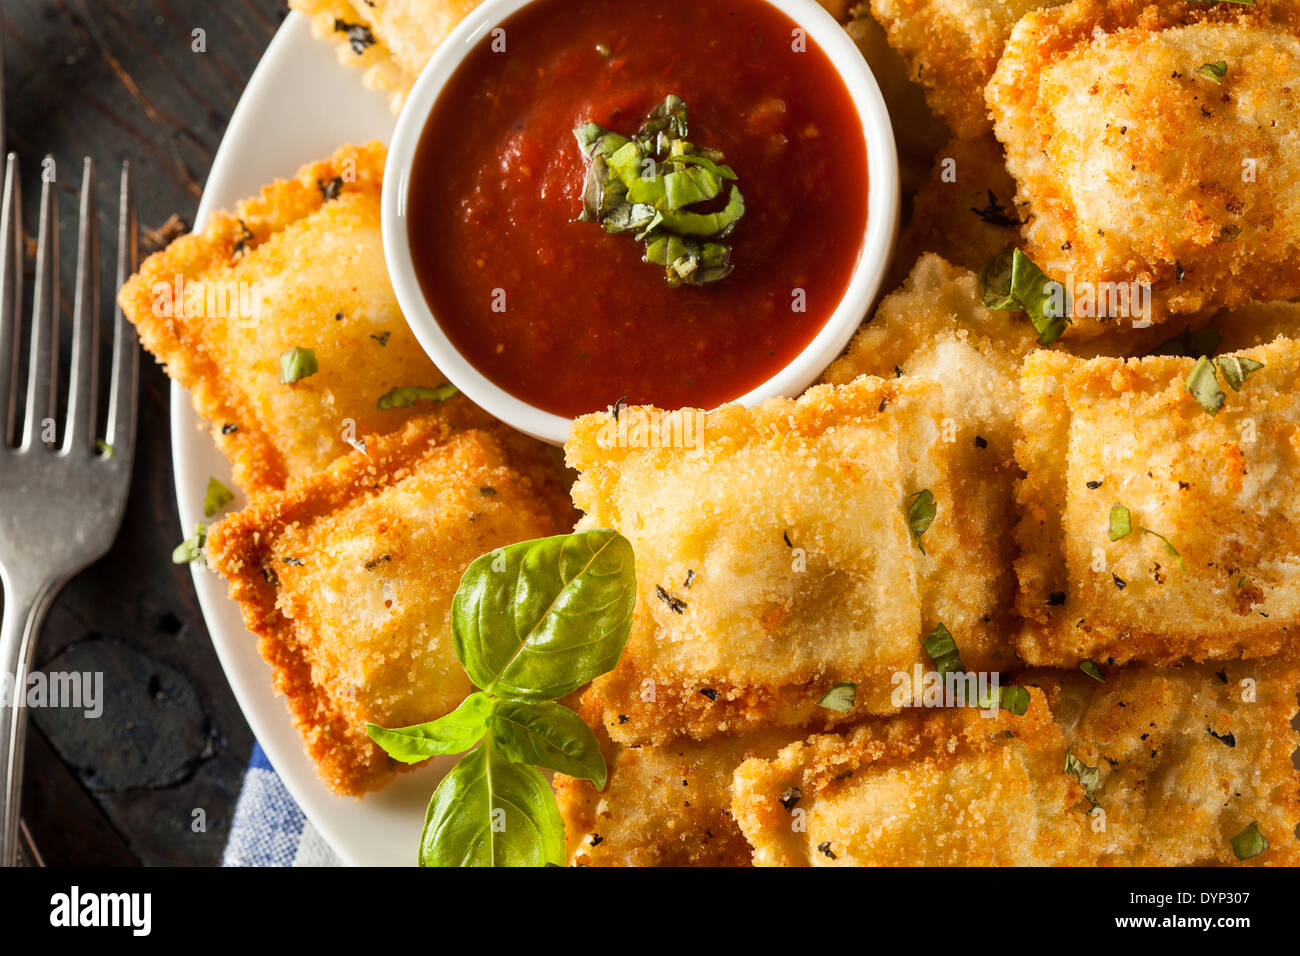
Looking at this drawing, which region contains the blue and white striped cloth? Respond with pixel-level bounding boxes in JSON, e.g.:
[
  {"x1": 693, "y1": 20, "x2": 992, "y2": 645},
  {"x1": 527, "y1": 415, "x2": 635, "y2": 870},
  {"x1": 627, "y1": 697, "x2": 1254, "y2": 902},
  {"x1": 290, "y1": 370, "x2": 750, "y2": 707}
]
[{"x1": 222, "y1": 744, "x2": 342, "y2": 867}]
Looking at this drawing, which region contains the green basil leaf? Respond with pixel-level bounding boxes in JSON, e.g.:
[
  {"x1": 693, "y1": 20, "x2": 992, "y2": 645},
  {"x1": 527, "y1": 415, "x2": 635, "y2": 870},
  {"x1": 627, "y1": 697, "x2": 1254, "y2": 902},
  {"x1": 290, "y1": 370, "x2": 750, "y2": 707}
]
[
  {"x1": 1140, "y1": 528, "x2": 1186, "y2": 571},
  {"x1": 1214, "y1": 355, "x2": 1264, "y2": 391},
  {"x1": 418, "y1": 744, "x2": 564, "y2": 867},
  {"x1": 1080, "y1": 661, "x2": 1106, "y2": 683},
  {"x1": 1109, "y1": 504, "x2": 1132, "y2": 541},
  {"x1": 171, "y1": 523, "x2": 208, "y2": 564},
  {"x1": 1196, "y1": 60, "x2": 1228, "y2": 84},
  {"x1": 907, "y1": 489, "x2": 936, "y2": 555},
  {"x1": 204, "y1": 477, "x2": 235, "y2": 517},
  {"x1": 978, "y1": 247, "x2": 1069, "y2": 345},
  {"x1": 452, "y1": 529, "x2": 636, "y2": 699},
  {"x1": 817, "y1": 682, "x2": 856, "y2": 713},
  {"x1": 922, "y1": 623, "x2": 964, "y2": 678},
  {"x1": 1064, "y1": 750, "x2": 1101, "y2": 807},
  {"x1": 279, "y1": 346, "x2": 318, "y2": 384},
  {"x1": 1230, "y1": 821, "x2": 1268, "y2": 860},
  {"x1": 487, "y1": 698, "x2": 607, "y2": 789},
  {"x1": 1187, "y1": 356, "x2": 1226, "y2": 415},
  {"x1": 366, "y1": 692, "x2": 491, "y2": 765},
  {"x1": 377, "y1": 383, "x2": 459, "y2": 410}
]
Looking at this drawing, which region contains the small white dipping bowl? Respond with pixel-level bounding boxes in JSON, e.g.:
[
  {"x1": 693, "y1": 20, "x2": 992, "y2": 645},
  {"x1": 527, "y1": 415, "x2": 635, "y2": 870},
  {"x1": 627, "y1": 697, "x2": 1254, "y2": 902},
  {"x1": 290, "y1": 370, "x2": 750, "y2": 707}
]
[{"x1": 382, "y1": 0, "x2": 900, "y2": 445}]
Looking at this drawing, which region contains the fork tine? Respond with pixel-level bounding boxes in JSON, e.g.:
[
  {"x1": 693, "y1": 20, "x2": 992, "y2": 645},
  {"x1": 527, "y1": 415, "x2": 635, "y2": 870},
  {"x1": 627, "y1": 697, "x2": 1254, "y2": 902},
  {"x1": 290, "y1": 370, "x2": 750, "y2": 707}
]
[
  {"x1": 0, "y1": 155, "x2": 20, "y2": 447},
  {"x1": 21, "y1": 158, "x2": 58, "y2": 451},
  {"x1": 64, "y1": 158, "x2": 100, "y2": 455},
  {"x1": 105, "y1": 161, "x2": 137, "y2": 456}
]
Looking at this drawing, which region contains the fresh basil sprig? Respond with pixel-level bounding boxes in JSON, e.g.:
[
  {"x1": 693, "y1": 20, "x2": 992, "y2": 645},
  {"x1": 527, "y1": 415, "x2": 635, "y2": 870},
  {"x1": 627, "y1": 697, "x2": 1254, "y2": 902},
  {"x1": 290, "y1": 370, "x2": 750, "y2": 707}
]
[{"x1": 367, "y1": 529, "x2": 636, "y2": 867}]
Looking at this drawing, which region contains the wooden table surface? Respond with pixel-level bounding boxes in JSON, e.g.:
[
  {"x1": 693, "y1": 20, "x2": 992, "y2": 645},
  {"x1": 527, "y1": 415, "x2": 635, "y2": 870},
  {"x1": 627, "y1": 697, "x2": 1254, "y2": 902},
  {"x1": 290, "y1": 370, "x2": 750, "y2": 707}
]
[{"x1": 5, "y1": 0, "x2": 288, "y2": 866}]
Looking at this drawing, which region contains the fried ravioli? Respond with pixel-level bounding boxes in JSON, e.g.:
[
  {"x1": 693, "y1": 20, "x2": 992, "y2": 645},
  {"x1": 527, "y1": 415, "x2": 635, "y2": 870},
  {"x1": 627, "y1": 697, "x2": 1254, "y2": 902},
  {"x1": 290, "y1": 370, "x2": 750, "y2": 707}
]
[
  {"x1": 554, "y1": 727, "x2": 801, "y2": 867},
  {"x1": 987, "y1": 0, "x2": 1300, "y2": 332},
  {"x1": 291, "y1": 0, "x2": 484, "y2": 111},
  {"x1": 565, "y1": 377, "x2": 1015, "y2": 747},
  {"x1": 869, "y1": 0, "x2": 1068, "y2": 138},
  {"x1": 119, "y1": 143, "x2": 562, "y2": 496},
  {"x1": 205, "y1": 416, "x2": 575, "y2": 795},
  {"x1": 733, "y1": 658, "x2": 1300, "y2": 866},
  {"x1": 1015, "y1": 338, "x2": 1300, "y2": 666}
]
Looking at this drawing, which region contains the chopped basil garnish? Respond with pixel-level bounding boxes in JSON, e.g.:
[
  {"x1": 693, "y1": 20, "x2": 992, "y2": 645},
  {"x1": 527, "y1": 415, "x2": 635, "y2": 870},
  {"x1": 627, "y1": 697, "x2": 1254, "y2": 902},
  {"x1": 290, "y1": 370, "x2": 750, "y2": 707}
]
[
  {"x1": 377, "y1": 383, "x2": 459, "y2": 410},
  {"x1": 1230, "y1": 821, "x2": 1268, "y2": 860},
  {"x1": 817, "y1": 682, "x2": 856, "y2": 713},
  {"x1": 1080, "y1": 661, "x2": 1106, "y2": 682},
  {"x1": 1196, "y1": 61, "x2": 1228, "y2": 84},
  {"x1": 1109, "y1": 504, "x2": 1132, "y2": 541},
  {"x1": 172, "y1": 523, "x2": 208, "y2": 564},
  {"x1": 1215, "y1": 355, "x2": 1264, "y2": 391},
  {"x1": 977, "y1": 683, "x2": 1031, "y2": 716},
  {"x1": 1142, "y1": 528, "x2": 1186, "y2": 570},
  {"x1": 1187, "y1": 355, "x2": 1226, "y2": 415},
  {"x1": 922, "y1": 623, "x2": 963, "y2": 678},
  {"x1": 280, "y1": 346, "x2": 318, "y2": 384},
  {"x1": 1064, "y1": 750, "x2": 1101, "y2": 807},
  {"x1": 906, "y1": 489, "x2": 936, "y2": 554},
  {"x1": 978, "y1": 247, "x2": 1069, "y2": 345},
  {"x1": 574, "y1": 96, "x2": 744, "y2": 286},
  {"x1": 95, "y1": 439, "x2": 115, "y2": 458},
  {"x1": 203, "y1": 477, "x2": 234, "y2": 517}
]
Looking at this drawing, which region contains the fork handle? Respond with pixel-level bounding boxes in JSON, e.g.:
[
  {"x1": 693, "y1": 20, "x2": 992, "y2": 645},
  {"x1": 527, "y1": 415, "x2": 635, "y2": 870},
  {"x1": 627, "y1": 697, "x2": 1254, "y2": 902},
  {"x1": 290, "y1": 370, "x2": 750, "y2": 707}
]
[{"x1": 0, "y1": 576, "x2": 58, "y2": 868}]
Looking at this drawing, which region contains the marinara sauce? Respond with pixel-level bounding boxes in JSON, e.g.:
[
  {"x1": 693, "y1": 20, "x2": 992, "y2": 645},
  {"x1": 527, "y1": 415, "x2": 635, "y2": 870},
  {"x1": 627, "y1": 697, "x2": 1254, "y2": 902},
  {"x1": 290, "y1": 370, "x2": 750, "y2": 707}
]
[{"x1": 406, "y1": 0, "x2": 868, "y2": 417}]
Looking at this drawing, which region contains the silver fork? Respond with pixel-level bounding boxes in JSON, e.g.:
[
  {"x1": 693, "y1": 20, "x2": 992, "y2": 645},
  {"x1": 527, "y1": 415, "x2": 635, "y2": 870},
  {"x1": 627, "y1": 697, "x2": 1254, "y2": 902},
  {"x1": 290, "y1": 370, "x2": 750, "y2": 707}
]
[{"x1": 0, "y1": 154, "x2": 138, "y2": 867}]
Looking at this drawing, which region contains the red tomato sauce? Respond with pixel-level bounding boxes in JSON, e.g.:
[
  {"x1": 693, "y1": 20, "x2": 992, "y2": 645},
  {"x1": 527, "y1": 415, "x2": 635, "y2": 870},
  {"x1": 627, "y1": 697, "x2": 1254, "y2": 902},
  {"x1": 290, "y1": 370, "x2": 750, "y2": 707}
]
[{"x1": 407, "y1": 0, "x2": 869, "y2": 417}]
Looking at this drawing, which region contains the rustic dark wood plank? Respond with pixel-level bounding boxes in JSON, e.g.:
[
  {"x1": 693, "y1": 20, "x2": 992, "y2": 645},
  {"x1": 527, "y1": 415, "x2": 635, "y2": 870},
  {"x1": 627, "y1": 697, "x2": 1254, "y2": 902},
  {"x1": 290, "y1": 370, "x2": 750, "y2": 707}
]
[{"x1": 3, "y1": 0, "x2": 285, "y2": 866}]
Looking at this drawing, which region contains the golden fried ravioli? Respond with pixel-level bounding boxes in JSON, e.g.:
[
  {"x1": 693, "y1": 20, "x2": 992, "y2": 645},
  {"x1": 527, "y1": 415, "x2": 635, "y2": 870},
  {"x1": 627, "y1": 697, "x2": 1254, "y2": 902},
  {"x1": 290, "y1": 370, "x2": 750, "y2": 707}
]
[
  {"x1": 566, "y1": 377, "x2": 1016, "y2": 747},
  {"x1": 733, "y1": 659, "x2": 1300, "y2": 866},
  {"x1": 869, "y1": 0, "x2": 1069, "y2": 138},
  {"x1": 554, "y1": 727, "x2": 802, "y2": 867},
  {"x1": 205, "y1": 416, "x2": 575, "y2": 795},
  {"x1": 119, "y1": 142, "x2": 559, "y2": 495},
  {"x1": 1015, "y1": 338, "x2": 1300, "y2": 666},
  {"x1": 292, "y1": 1, "x2": 484, "y2": 111},
  {"x1": 987, "y1": 0, "x2": 1300, "y2": 333}
]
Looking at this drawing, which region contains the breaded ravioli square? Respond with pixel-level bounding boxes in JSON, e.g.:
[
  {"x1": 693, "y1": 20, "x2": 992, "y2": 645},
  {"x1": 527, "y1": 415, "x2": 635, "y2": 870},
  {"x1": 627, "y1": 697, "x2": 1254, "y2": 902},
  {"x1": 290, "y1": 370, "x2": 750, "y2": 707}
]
[
  {"x1": 119, "y1": 142, "x2": 549, "y2": 494},
  {"x1": 566, "y1": 377, "x2": 1015, "y2": 747},
  {"x1": 1014, "y1": 338, "x2": 1300, "y2": 666},
  {"x1": 291, "y1": 0, "x2": 484, "y2": 111},
  {"x1": 732, "y1": 659, "x2": 1300, "y2": 866},
  {"x1": 205, "y1": 416, "x2": 575, "y2": 795},
  {"x1": 554, "y1": 727, "x2": 801, "y2": 867},
  {"x1": 987, "y1": 0, "x2": 1300, "y2": 331}
]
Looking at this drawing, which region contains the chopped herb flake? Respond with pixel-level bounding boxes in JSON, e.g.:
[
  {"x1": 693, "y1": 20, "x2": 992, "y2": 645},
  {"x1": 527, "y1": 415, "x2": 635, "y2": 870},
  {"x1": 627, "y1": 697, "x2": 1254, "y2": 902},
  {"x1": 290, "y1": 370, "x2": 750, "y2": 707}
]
[
  {"x1": 978, "y1": 247, "x2": 1069, "y2": 345},
  {"x1": 655, "y1": 585, "x2": 687, "y2": 614},
  {"x1": 1196, "y1": 61, "x2": 1228, "y2": 84},
  {"x1": 1214, "y1": 355, "x2": 1264, "y2": 391},
  {"x1": 922, "y1": 623, "x2": 964, "y2": 678},
  {"x1": 1230, "y1": 821, "x2": 1267, "y2": 860},
  {"x1": 377, "y1": 384, "x2": 459, "y2": 409},
  {"x1": 1064, "y1": 750, "x2": 1101, "y2": 807},
  {"x1": 172, "y1": 524, "x2": 208, "y2": 564},
  {"x1": 280, "y1": 347, "x2": 318, "y2": 384},
  {"x1": 1080, "y1": 661, "x2": 1106, "y2": 682},
  {"x1": 817, "y1": 682, "x2": 856, "y2": 713},
  {"x1": 203, "y1": 477, "x2": 235, "y2": 517},
  {"x1": 1187, "y1": 355, "x2": 1226, "y2": 416},
  {"x1": 1109, "y1": 504, "x2": 1132, "y2": 541},
  {"x1": 906, "y1": 489, "x2": 936, "y2": 554}
]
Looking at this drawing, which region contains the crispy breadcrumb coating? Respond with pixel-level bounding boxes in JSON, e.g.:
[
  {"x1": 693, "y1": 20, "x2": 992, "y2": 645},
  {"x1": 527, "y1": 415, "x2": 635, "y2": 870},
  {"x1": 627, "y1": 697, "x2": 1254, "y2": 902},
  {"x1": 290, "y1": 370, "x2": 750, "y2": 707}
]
[
  {"x1": 566, "y1": 376, "x2": 1016, "y2": 747},
  {"x1": 733, "y1": 658, "x2": 1300, "y2": 865},
  {"x1": 987, "y1": 0, "x2": 1300, "y2": 332},
  {"x1": 205, "y1": 416, "x2": 574, "y2": 795},
  {"x1": 1014, "y1": 338, "x2": 1300, "y2": 666}
]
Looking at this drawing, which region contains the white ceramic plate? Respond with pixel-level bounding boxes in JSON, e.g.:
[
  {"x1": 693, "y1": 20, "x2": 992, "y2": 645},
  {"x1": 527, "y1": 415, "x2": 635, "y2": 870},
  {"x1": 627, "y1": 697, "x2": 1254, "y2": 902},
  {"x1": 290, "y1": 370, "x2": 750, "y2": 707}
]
[{"x1": 173, "y1": 11, "x2": 444, "y2": 867}]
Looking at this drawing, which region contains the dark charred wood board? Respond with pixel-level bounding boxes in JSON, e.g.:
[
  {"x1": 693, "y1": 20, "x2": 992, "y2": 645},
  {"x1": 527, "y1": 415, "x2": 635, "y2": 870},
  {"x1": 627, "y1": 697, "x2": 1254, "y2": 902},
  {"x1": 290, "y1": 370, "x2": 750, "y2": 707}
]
[{"x1": 3, "y1": 0, "x2": 288, "y2": 866}]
